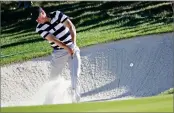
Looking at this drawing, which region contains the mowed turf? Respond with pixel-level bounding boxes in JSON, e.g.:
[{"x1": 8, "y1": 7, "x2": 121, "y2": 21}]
[{"x1": 1, "y1": 94, "x2": 173, "y2": 112}]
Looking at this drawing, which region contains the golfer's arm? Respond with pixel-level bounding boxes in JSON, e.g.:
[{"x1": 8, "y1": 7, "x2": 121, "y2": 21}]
[
  {"x1": 45, "y1": 34, "x2": 70, "y2": 50},
  {"x1": 63, "y1": 19, "x2": 76, "y2": 45}
]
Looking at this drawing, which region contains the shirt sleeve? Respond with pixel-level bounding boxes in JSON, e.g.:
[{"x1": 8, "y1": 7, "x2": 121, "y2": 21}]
[
  {"x1": 56, "y1": 11, "x2": 69, "y2": 23},
  {"x1": 36, "y1": 28, "x2": 50, "y2": 39}
]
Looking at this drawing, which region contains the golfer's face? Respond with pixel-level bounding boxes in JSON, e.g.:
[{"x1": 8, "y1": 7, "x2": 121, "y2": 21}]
[{"x1": 36, "y1": 12, "x2": 46, "y2": 24}]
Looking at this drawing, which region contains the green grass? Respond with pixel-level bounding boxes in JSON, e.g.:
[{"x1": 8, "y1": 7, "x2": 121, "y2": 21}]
[
  {"x1": 1, "y1": 1, "x2": 173, "y2": 66},
  {"x1": 1, "y1": 94, "x2": 173, "y2": 112}
]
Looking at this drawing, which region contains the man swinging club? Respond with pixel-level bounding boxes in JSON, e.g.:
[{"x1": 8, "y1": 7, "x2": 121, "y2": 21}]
[{"x1": 33, "y1": 7, "x2": 81, "y2": 103}]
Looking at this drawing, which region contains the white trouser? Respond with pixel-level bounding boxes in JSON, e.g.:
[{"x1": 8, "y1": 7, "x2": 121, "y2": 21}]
[{"x1": 49, "y1": 44, "x2": 81, "y2": 94}]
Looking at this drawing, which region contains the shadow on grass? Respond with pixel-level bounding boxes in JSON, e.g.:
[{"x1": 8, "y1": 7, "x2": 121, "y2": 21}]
[
  {"x1": 2, "y1": 1, "x2": 172, "y2": 32},
  {"x1": 1, "y1": 28, "x2": 35, "y2": 39},
  {"x1": 1, "y1": 1, "x2": 18, "y2": 11},
  {"x1": 1, "y1": 37, "x2": 44, "y2": 49},
  {"x1": 1, "y1": 1, "x2": 173, "y2": 49},
  {"x1": 77, "y1": 14, "x2": 172, "y2": 34},
  {"x1": 1, "y1": 19, "x2": 36, "y2": 34}
]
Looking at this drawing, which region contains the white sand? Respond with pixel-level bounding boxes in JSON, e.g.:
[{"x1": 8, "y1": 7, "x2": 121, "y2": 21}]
[{"x1": 1, "y1": 32, "x2": 174, "y2": 107}]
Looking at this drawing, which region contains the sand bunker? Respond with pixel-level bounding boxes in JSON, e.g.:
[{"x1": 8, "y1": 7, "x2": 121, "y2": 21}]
[{"x1": 1, "y1": 32, "x2": 173, "y2": 107}]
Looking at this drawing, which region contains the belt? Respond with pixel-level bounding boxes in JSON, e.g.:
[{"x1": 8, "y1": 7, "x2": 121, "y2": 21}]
[
  {"x1": 53, "y1": 47, "x2": 64, "y2": 50},
  {"x1": 54, "y1": 48, "x2": 64, "y2": 50}
]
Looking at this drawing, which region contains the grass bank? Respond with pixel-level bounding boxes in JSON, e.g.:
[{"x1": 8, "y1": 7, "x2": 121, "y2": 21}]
[{"x1": 1, "y1": 94, "x2": 173, "y2": 112}]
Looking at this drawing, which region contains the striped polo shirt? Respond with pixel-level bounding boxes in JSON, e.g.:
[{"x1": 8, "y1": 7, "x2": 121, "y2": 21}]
[{"x1": 36, "y1": 11, "x2": 73, "y2": 50}]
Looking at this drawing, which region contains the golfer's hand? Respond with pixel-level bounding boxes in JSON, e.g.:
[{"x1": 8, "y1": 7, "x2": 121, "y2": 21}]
[{"x1": 67, "y1": 47, "x2": 74, "y2": 56}]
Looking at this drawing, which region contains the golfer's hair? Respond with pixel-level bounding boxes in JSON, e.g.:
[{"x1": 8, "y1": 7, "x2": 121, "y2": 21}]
[
  {"x1": 31, "y1": 6, "x2": 49, "y2": 20},
  {"x1": 40, "y1": 7, "x2": 52, "y2": 19}
]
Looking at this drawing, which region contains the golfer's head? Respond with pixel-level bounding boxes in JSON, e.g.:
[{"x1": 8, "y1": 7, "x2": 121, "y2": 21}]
[{"x1": 32, "y1": 7, "x2": 48, "y2": 24}]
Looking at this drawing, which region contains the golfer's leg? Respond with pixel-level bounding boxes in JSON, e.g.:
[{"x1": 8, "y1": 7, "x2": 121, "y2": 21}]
[
  {"x1": 45, "y1": 51, "x2": 69, "y2": 104},
  {"x1": 49, "y1": 52, "x2": 69, "y2": 80},
  {"x1": 68, "y1": 48, "x2": 81, "y2": 99}
]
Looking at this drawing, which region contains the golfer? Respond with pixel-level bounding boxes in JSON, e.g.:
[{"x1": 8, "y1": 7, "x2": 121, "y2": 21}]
[{"x1": 33, "y1": 7, "x2": 81, "y2": 103}]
